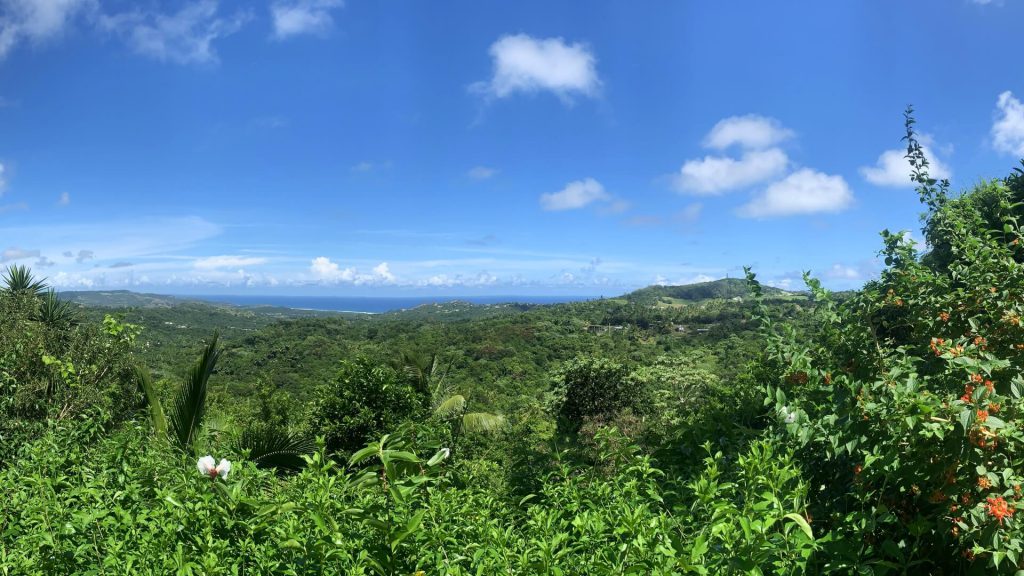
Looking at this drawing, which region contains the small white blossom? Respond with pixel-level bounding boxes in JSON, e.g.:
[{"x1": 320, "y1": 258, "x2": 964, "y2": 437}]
[
  {"x1": 440, "y1": 447, "x2": 451, "y2": 459},
  {"x1": 781, "y1": 406, "x2": 797, "y2": 424},
  {"x1": 197, "y1": 455, "x2": 232, "y2": 479}
]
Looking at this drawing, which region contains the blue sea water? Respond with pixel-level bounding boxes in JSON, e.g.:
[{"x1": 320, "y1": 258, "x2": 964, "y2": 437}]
[{"x1": 189, "y1": 294, "x2": 593, "y2": 313}]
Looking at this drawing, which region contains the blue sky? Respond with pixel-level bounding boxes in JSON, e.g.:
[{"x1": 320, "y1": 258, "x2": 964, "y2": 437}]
[{"x1": 2, "y1": 0, "x2": 1024, "y2": 296}]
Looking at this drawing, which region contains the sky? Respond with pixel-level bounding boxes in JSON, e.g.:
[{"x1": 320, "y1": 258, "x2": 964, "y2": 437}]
[{"x1": 2, "y1": 0, "x2": 1024, "y2": 296}]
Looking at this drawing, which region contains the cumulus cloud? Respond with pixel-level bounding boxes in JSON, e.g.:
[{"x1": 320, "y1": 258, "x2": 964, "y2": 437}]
[
  {"x1": 993, "y1": 91, "x2": 1024, "y2": 157},
  {"x1": 703, "y1": 115, "x2": 795, "y2": 150},
  {"x1": 310, "y1": 256, "x2": 396, "y2": 285},
  {"x1": 194, "y1": 255, "x2": 268, "y2": 269},
  {"x1": 738, "y1": 169, "x2": 853, "y2": 218},
  {"x1": 860, "y1": 136, "x2": 952, "y2": 187},
  {"x1": 674, "y1": 148, "x2": 789, "y2": 195},
  {"x1": 540, "y1": 178, "x2": 610, "y2": 211},
  {"x1": 825, "y1": 264, "x2": 860, "y2": 280},
  {"x1": 0, "y1": 0, "x2": 94, "y2": 60},
  {"x1": 270, "y1": 0, "x2": 343, "y2": 40},
  {"x1": 467, "y1": 166, "x2": 497, "y2": 180},
  {"x1": 471, "y1": 34, "x2": 600, "y2": 103},
  {"x1": 1, "y1": 246, "x2": 39, "y2": 262},
  {"x1": 372, "y1": 261, "x2": 395, "y2": 283},
  {"x1": 99, "y1": 0, "x2": 248, "y2": 65}
]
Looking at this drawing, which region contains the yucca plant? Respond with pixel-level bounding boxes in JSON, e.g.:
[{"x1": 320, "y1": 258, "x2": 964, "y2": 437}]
[
  {"x1": 2, "y1": 264, "x2": 46, "y2": 297},
  {"x1": 34, "y1": 290, "x2": 78, "y2": 327}
]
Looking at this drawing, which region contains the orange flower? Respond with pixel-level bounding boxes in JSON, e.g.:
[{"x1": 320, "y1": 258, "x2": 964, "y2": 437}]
[
  {"x1": 939, "y1": 312, "x2": 950, "y2": 322},
  {"x1": 977, "y1": 410, "x2": 989, "y2": 423},
  {"x1": 991, "y1": 287, "x2": 998, "y2": 293},
  {"x1": 854, "y1": 464, "x2": 863, "y2": 476},
  {"x1": 989, "y1": 402, "x2": 1000, "y2": 413},
  {"x1": 978, "y1": 476, "x2": 992, "y2": 489},
  {"x1": 986, "y1": 496, "x2": 1015, "y2": 525},
  {"x1": 961, "y1": 384, "x2": 975, "y2": 403},
  {"x1": 985, "y1": 380, "x2": 995, "y2": 393},
  {"x1": 971, "y1": 373, "x2": 983, "y2": 384}
]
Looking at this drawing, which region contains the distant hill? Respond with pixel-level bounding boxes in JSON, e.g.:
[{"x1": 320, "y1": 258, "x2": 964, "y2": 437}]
[
  {"x1": 59, "y1": 290, "x2": 189, "y2": 308},
  {"x1": 625, "y1": 278, "x2": 790, "y2": 304}
]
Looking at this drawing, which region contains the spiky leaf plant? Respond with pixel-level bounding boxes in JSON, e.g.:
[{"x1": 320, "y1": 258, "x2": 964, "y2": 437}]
[
  {"x1": 133, "y1": 364, "x2": 167, "y2": 436},
  {"x1": 2, "y1": 264, "x2": 46, "y2": 297},
  {"x1": 168, "y1": 333, "x2": 220, "y2": 452},
  {"x1": 34, "y1": 289, "x2": 78, "y2": 327},
  {"x1": 234, "y1": 424, "x2": 314, "y2": 473}
]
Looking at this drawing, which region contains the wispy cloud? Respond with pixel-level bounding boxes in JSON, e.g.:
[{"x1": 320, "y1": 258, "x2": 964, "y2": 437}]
[
  {"x1": 270, "y1": 0, "x2": 343, "y2": 40},
  {"x1": 57, "y1": 191, "x2": 70, "y2": 206},
  {"x1": 471, "y1": 34, "x2": 600, "y2": 103},
  {"x1": 467, "y1": 166, "x2": 498, "y2": 180},
  {"x1": 540, "y1": 178, "x2": 611, "y2": 211},
  {"x1": 98, "y1": 0, "x2": 249, "y2": 65},
  {"x1": 194, "y1": 255, "x2": 269, "y2": 269},
  {"x1": 1, "y1": 246, "x2": 39, "y2": 262},
  {"x1": 0, "y1": 0, "x2": 94, "y2": 60}
]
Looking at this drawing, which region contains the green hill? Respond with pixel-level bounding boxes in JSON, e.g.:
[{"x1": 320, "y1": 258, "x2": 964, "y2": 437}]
[{"x1": 625, "y1": 277, "x2": 790, "y2": 305}]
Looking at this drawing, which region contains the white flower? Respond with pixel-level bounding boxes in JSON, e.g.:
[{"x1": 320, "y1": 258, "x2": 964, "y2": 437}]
[
  {"x1": 781, "y1": 406, "x2": 797, "y2": 424},
  {"x1": 197, "y1": 455, "x2": 232, "y2": 479},
  {"x1": 440, "y1": 447, "x2": 451, "y2": 459}
]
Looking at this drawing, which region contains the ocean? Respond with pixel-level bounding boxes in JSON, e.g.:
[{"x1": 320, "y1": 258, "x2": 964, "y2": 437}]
[{"x1": 188, "y1": 294, "x2": 594, "y2": 313}]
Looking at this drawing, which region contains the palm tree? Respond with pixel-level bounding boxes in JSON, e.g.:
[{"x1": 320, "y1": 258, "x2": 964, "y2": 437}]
[
  {"x1": 2, "y1": 264, "x2": 46, "y2": 297},
  {"x1": 135, "y1": 334, "x2": 313, "y2": 472},
  {"x1": 401, "y1": 350, "x2": 505, "y2": 456}
]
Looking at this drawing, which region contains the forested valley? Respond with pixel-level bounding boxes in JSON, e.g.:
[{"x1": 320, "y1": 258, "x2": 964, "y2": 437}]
[{"x1": 4, "y1": 124, "x2": 1024, "y2": 574}]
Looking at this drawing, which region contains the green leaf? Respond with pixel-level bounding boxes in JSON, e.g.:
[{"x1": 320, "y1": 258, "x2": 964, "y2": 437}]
[{"x1": 784, "y1": 513, "x2": 814, "y2": 540}]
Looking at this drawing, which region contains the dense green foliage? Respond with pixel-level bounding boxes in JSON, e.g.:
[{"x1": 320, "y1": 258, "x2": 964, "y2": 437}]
[{"x1": 4, "y1": 112, "x2": 1024, "y2": 574}]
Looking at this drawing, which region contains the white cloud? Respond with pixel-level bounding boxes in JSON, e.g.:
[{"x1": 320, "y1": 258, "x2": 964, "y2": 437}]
[
  {"x1": 467, "y1": 166, "x2": 497, "y2": 180},
  {"x1": 99, "y1": 0, "x2": 248, "y2": 65},
  {"x1": 270, "y1": 0, "x2": 342, "y2": 40},
  {"x1": 0, "y1": 0, "x2": 94, "y2": 60},
  {"x1": 372, "y1": 261, "x2": 395, "y2": 283},
  {"x1": 1, "y1": 246, "x2": 39, "y2": 262},
  {"x1": 0, "y1": 162, "x2": 6, "y2": 194},
  {"x1": 310, "y1": 256, "x2": 396, "y2": 285},
  {"x1": 194, "y1": 255, "x2": 268, "y2": 269},
  {"x1": 703, "y1": 115, "x2": 794, "y2": 150},
  {"x1": 993, "y1": 91, "x2": 1024, "y2": 157},
  {"x1": 540, "y1": 178, "x2": 610, "y2": 211},
  {"x1": 57, "y1": 191, "x2": 70, "y2": 205},
  {"x1": 738, "y1": 169, "x2": 853, "y2": 218},
  {"x1": 860, "y1": 143, "x2": 952, "y2": 187},
  {"x1": 674, "y1": 148, "x2": 789, "y2": 195},
  {"x1": 471, "y1": 34, "x2": 600, "y2": 102},
  {"x1": 310, "y1": 256, "x2": 354, "y2": 282}
]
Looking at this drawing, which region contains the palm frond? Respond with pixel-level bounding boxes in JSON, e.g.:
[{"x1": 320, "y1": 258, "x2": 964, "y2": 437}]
[
  {"x1": 434, "y1": 394, "x2": 466, "y2": 420},
  {"x1": 2, "y1": 264, "x2": 46, "y2": 297},
  {"x1": 234, "y1": 424, "x2": 314, "y2": 473},
  {"x1": 168, "y1": 333, "x2": 220, "y2": 452},
  {"x1": 133, "y1": 364, "x2": 167, "y2": 436},
  {"x1": 462, "y1": 412, "x2": 505, "y2": 434}
]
